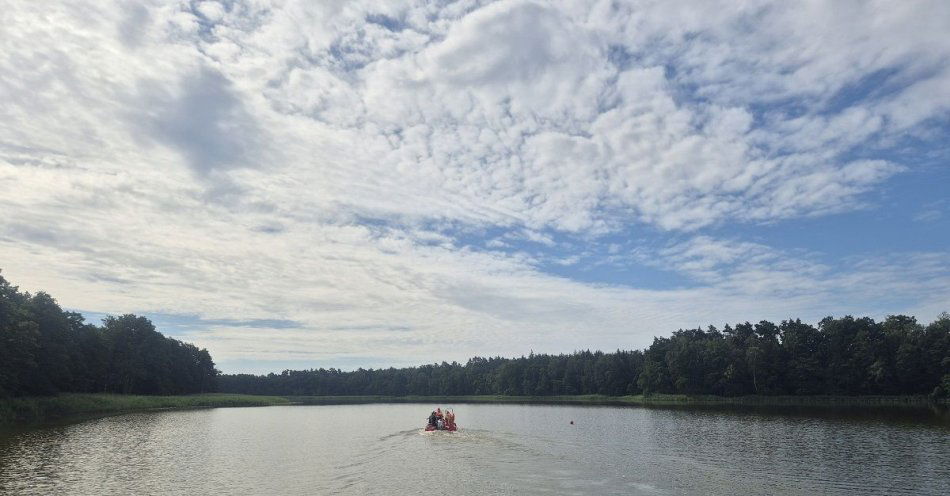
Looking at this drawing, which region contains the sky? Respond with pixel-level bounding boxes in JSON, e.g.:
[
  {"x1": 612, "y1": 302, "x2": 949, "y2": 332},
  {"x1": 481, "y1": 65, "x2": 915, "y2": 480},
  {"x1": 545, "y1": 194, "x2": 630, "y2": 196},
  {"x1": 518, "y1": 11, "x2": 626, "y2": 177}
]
[{"x1": 1, "y1": 0, "x2": 948, "y2": 374}]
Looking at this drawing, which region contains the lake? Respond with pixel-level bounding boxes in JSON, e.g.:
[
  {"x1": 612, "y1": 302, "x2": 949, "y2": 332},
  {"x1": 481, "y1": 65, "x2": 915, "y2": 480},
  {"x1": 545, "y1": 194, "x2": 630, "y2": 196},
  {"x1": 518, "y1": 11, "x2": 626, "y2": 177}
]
[{"x1": 0, "y1": 403, "x2": 947, "y2": 495}]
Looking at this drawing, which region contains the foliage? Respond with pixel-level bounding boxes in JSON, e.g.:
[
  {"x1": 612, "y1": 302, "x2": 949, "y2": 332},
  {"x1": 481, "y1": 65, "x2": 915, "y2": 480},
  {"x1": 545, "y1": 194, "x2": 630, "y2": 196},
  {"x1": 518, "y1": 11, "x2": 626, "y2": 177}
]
[
  {"x1": 0, "y1": 272, "x2": 218, "y2": 398},
  {"x1": 1, "y1": 271, "x2": 947, "y2": 401},
  {"x1": 219, "y1": 316, "x2": 950, "y2": 399}
]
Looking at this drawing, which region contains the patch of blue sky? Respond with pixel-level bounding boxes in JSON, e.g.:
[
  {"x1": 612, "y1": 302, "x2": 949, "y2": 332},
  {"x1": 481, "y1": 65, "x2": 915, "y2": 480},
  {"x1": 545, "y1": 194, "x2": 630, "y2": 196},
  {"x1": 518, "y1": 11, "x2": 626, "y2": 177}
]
[
  {"x1": 530, "y1": 228, "x2": 700, "y2": 289},
  {"x1": 539, "y1": 256, "x2": 698, "y2": 290},
  {"x1": 364, "y1": 13, "x2": 404, "y2": 32},
  {"x1": 820, "y1": 66, "x2": 907, "y2": 115},
  {"x1": 606, "y1": 44, "x2": 638, "y2": 71},
  {"x1": 446, "y1": 224, "x2": 518, "y2": 250},
  {"x1": 705, "y1": 105, "x2": 950, "y2": 261},
  {"x1": 745, "y1": 96, "x2": 811, "y2": 123},
  {"x1": 443, "y1": 221, "x2": 702, "y2": 290},
  {"x1": 146, "y1": 313, "x2": 301, "y2": 330},
  {"x1": 706, "y1": 162, "x2": 949, "y2": 264},
  {"x1": 72, "y1": 310, "x2": 109, "y2": 326},
  {"x1": 67, "y1": 309, "x2": 301, "y2": 341},
  {"x1": 435, "y1": 144, "x2": 948, "y2": 287}
]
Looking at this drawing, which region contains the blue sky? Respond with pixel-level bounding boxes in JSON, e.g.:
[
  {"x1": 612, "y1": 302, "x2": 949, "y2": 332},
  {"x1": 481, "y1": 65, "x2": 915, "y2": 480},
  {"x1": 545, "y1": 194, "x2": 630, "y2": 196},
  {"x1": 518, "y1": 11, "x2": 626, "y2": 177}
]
[{"x1": 1, "y1": 0, "x2": 948, "y2": 374}]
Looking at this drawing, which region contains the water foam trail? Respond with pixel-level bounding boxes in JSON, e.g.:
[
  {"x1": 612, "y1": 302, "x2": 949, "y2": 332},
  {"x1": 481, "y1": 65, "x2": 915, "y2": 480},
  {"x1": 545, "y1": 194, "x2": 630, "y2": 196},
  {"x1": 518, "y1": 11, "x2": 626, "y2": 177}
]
[{"x1": 378, "y1": 429, "x2": 421, "y2": 442}]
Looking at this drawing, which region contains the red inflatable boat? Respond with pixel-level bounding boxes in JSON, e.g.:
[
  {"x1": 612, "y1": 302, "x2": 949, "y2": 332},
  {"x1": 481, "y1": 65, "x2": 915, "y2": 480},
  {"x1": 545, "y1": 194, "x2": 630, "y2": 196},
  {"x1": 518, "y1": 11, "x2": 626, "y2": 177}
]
[
  {"x1": 424, "y1": 423, "x2": 458, "y2": 432},
  {"x1": 424, "y1": 408, "x2": 458, "y2": 431}
]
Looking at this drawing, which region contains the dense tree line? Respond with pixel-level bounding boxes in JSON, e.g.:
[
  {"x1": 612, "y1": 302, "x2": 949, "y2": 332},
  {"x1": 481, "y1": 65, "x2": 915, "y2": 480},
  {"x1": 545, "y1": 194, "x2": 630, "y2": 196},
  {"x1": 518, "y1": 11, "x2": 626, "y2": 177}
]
[
  {"x1": 3, "y1": 271, "x2": 948, "y2": 399},
  {"x1": 0, "y1": 273, "x2": 217, "y2": 397},
  {"x1": 220, "y1": 315, "x2": 950, "y2": 398}
]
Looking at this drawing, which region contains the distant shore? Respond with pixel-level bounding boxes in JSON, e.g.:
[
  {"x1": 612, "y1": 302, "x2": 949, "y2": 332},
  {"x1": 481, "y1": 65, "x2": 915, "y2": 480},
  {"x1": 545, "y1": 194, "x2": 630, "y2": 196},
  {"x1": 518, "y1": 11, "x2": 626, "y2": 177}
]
[
  {"x1": 2, "y1": 393, "x2": 947, "y2": 426},
  {"x1": 284, "y1": 393, "x2": 949, "y2": 408},
  {"x1": 0, "y1": 393, "x2": 291, "y2": 426}
]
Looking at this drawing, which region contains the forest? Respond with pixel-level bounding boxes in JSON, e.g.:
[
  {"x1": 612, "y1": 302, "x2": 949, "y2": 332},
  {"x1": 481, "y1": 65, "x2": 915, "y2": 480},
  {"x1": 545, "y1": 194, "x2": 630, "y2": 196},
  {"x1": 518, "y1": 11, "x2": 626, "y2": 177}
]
[
  {"x1": 0, "y1": 273, "x2": 217, "y2": 397},
  {"x1": 2, "y1": 271, "x2": 948, "y2": 399},
  {"x1": 220, "y1": 315, "x2": 950, "y2": 399}
]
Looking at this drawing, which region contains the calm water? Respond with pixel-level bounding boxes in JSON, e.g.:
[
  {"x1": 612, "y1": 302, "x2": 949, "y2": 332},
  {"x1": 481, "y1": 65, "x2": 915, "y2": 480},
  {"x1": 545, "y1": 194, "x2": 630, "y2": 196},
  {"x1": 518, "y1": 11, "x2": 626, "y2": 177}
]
[{"x1": 0, "y1": 404, "x2": 947, "y2": 495}]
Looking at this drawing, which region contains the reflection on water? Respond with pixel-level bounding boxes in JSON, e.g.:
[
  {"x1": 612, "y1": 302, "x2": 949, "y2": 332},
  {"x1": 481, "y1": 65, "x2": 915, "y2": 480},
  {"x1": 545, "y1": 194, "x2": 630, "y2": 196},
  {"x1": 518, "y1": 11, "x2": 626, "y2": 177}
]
[{"x1": 0, "y1": 403, "x2": 947, "y2": 495}]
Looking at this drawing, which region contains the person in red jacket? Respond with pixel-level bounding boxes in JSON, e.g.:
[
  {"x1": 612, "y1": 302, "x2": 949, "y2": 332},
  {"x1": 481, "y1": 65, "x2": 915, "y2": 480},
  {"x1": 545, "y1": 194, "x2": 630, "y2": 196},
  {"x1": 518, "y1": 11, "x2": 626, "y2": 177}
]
[{"x1": 444, "y1": 410, "x2": 456, "y2": 431}]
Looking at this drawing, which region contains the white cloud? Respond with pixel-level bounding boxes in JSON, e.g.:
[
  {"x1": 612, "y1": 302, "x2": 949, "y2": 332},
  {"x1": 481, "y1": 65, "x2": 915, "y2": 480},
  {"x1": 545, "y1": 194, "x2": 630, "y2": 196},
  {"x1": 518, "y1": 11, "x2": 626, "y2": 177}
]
[
  {"x1": 196, "y1": 2, "x2": 226, "y2": 23},
  {"x1": 5, "y1": 0, "x2": 943, "y2": 231},
  {"x1": 1, "y1": 0, "x2": 948, "y2": 371}
]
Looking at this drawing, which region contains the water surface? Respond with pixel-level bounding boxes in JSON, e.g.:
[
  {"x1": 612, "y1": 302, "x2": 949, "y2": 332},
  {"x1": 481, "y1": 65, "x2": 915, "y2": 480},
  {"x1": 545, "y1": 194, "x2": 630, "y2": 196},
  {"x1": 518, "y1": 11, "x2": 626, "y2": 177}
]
[{"x1": 0, "y1": 403, "x2": 947, "y2": 495}]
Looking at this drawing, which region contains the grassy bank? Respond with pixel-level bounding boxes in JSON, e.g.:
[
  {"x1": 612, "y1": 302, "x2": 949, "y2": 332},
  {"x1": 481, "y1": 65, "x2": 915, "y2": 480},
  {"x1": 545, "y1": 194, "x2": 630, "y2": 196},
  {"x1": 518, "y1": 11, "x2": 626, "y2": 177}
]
[
  {"x1": 0, "y1": 393, "x2": 291, "y2": 425},
  {"x1": 3, "y1": 393, "x2": 945, "y2": 426},
  {"x1": 285, "y1": 393, "x2": 948, "y2": 408}
]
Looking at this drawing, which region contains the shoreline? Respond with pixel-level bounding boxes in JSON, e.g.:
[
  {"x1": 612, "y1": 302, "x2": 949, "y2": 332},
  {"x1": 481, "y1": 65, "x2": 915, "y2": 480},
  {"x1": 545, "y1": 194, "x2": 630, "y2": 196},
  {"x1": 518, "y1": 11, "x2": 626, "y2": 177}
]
[
  {"x1": 2, "y1": 393, "x2": 946, "y2": 427},
  {"x1": 289, "y1": 393, "x2": 949, "y2": 406},
  {"x1": 284, "y1": 394, "x2": 950, "y2": 412},
  {"x1": 0, "y1": 393, "x2": 291, "y2": 426}
]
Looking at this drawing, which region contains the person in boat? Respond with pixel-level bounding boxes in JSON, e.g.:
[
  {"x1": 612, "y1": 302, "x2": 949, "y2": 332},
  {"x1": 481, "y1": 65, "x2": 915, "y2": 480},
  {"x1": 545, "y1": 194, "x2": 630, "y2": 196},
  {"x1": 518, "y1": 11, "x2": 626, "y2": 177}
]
[
  {"x1": 426, "y1": 407, "x2": 458, "y2": 431},
  {"x1": 444, "y1": 409, "x2": 456, "y2": 430}
]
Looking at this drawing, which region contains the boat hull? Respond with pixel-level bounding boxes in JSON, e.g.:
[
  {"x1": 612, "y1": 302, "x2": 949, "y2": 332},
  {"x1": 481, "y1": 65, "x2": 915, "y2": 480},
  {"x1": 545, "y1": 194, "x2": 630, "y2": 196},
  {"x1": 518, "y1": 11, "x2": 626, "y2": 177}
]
[{"x1": 424, "y1": 424, "x2": 457, "y2": 432}]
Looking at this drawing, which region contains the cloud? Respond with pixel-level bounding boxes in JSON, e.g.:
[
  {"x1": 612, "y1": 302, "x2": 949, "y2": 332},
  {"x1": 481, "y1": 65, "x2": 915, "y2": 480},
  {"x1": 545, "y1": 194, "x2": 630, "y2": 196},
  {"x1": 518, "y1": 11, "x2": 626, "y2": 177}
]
[
  {"x1": 6, "y1": 0, "x2": 939, "y2": 229},
  {"x1": 1, "y1": 0, "x2": 949, "y2": 371},
  {"x1": 134, "y1": 66, "x2": 262, "y2": 175},
  {"x1": 913, "y1": 200, "x2": 946, "y2": 223},
  {"x1": 195, "y1": 2, "x2": 227, "y2": 23},
  {"x1": 117, "y1": 2, "x2": 151, "y2": 47}
]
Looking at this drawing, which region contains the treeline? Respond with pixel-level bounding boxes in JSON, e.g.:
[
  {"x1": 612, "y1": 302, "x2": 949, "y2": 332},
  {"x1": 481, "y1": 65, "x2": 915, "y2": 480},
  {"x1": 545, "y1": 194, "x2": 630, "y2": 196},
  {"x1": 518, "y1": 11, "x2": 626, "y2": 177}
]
[
  {"x1": 0, "y1": 273, "x2": 217, "y2": 397},
  {"x1": 220, "y1": 315, "x2": 950, "y2": 398},
  {"x1": 3, "y1": 270, "x2": 948, "y2": 400}
]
